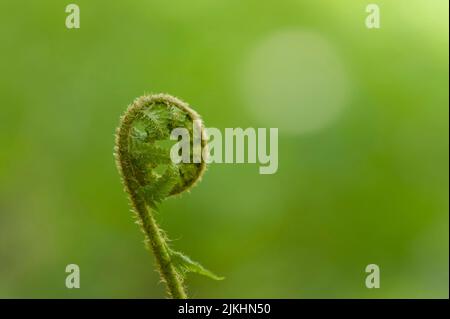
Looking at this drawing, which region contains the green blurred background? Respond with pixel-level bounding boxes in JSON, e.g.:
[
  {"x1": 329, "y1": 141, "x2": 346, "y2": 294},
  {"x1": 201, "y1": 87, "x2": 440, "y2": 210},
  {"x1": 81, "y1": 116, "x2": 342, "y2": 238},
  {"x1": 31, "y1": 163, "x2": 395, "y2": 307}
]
[{"x1": 0, "y1": 0, "x2": 448, "y2": 298}]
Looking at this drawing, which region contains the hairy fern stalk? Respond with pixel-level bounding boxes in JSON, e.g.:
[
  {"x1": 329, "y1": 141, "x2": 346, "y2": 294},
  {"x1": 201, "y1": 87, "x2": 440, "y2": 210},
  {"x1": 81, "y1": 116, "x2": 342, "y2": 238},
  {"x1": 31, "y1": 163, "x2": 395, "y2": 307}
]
[{"x1": 114, "y1": 93, "x2": 222, "y2": 299}]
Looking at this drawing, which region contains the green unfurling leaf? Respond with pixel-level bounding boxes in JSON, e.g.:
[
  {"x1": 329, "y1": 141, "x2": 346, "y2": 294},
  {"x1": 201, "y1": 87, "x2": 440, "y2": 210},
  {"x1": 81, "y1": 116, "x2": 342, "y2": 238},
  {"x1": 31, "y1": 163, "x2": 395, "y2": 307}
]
[
  {"x1": 169, "y1": 248, "x2": 224, "y2": 281},
  {"x1": 115, "y1": 94, "x2": 219, "y2": 299}
]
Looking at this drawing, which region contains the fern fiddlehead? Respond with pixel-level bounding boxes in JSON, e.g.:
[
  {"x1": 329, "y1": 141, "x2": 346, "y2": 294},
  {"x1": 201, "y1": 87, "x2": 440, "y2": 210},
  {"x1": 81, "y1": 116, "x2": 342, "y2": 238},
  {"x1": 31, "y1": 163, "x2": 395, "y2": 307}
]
[{"x1": 114, "y1": 93, "x2": 222, "y2": 299}]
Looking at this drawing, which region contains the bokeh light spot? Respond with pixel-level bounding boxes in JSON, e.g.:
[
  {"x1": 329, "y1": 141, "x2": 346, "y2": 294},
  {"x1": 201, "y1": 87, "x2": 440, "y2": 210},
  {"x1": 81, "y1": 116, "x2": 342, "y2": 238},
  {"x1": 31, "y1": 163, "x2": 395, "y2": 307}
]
[{"x1": 241, "y1": 29, "x2": 351, "y2": 135}]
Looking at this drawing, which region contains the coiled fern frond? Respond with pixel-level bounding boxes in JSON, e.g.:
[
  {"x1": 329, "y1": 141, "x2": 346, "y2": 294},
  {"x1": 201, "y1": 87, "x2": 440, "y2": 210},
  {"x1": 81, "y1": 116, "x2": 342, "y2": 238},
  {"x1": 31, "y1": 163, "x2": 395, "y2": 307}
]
[{"x1": 114, "y1": 93, "x2": 222, "y2": 299}]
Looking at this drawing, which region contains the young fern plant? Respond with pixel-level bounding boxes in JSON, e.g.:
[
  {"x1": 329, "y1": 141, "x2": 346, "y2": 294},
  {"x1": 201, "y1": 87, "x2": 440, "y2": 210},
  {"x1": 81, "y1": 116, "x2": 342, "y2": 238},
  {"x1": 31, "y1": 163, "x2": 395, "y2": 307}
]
[{"x1": 114, "y1": 93, "x2": 223, "y2": 299}]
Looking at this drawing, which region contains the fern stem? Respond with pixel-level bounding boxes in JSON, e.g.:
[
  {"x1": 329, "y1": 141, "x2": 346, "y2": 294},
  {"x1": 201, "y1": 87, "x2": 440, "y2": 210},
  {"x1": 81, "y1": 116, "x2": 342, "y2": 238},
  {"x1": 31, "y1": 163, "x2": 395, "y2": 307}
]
[{"x1": 141, "y1": 204, "x2": 187, "y2": 298}]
